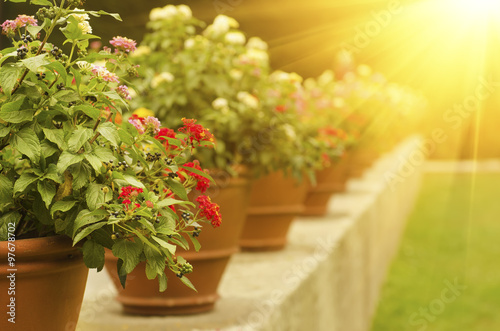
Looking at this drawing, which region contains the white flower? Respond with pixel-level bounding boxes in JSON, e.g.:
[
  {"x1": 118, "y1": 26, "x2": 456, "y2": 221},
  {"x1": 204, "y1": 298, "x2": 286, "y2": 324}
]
[
  {"x1": 272, "y1": 71, "x2": 290, "y2": 82},
  {"x1": 149, "y1": 5, "x2": 177, "y2": 21},
  {"x1": 151, "y1": 72, "x2": 174, "y2": 88},
  {"x1": 78, "y1": 21, "x2": 92, "y2": 34},
  {"x1": 70, "y1": 9, "x2": 92, "y2": 34},
  {"x1": 205, "y1": 15, "x2": 239, "y2": 36},
  {"x1": 225, "y1": 31, "x2": 246, "y2": 45},
  {"x1": 212, "y1": 97, "x2": 228, "y2": 109},
  {"x1": 76, "y1": 61, "x2": 91, "y2": 71},
  {"x1": 230, "y1": 69, "x2": 243, "y2": 81},
  {"x1": 177, "y1": 5, "x2": 192, "y2": 19},
  {"x1": 184, "y1": 38, "x2": 195, "y2": 49},
  {"x1": 246, "y1": 37, "x2": 268, "y2": 51},
  {"x1": 237, "y1": 91, "x2": 259, "y2": 109},
  {"x1": 71, "y1": 9, "x2": 90, "y2": 22}
]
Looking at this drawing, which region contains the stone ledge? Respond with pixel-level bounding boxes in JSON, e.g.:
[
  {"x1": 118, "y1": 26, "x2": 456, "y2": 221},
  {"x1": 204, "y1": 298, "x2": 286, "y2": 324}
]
[{"x1": 76, "y1": 136, "x2": 424, "y2": 331}]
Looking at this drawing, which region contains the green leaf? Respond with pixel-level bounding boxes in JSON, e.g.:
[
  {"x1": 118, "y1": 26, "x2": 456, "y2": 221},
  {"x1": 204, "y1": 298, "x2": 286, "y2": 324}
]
[
  {"x1": 72, "y1": 208, "x2": 108, "y2": 238},
  {"x1": 88, "y1": 10, "x2": 122, "y2": 21},
  {"x1": 57, "y1": 151, "x2": 85, "y2": 173},
  {"x1": 30, "y1": 0, "x2": 52, "y2": 5},
  {"x1": 1, "y1": 97, "x2": 24, "y2": 112},
  {"x1": 97, "y1": 122, "x2": 120, "y2": 146},
  {"x1": 0, "y1": 64, "x2": 23, "y2": 95},
  {"x1": 0, "y1": 97, "x2": 33, "y2": 123},
  {"x1": 26, "y1": 24, "x2": 43, "y2": 38},
  {"x1": 70, "y1": 67, "x2": 82, "y2": 91},
  {"x1": 189, "y1": 235, "x2": 201, "y2": 252},
  {"x1": 0, "y1": 109, "x2": 33, "y2": 123},
  {"x1": 68, "y1": 127, "x2": 93, "y2": 152},
  {"x1": 156, "y1": 198, "x2": 193, "y2": 209},
  {"x1": 61, "y1": 15, "x2": 83, "y2": 40},
  {"x1": 93, "y1": 145, "x2": 116, "y2": 163},
  {"x1": 73, "y1": 221, "x2": 106, "y2": 245},
  {"x1": 73, "y1": 104, "x2": 99, "y2": 120},
  {"x1": 44, "y1": 60, "x2": 67, "y2": 86},
  {"x1": 21, "y1": 54, "x2": 49, "y2": 72},
  {"x1": 82, "y1": 240, "x2": 105, "y2": 271},
  {"x1": 51, "y1": 200, "x2": 77, "y2": 216},
  {"x1": 166, "y1": 178, "x2": 188, "y2": 201},
  {"x1": 11, "y1": 128, "x2": 41, "y2": 163},
  {"x1": 122, "y1": 174, "x2": 145, "y2": 189},
  {"x1": 14, "y1": 173, "x2": 39, "y2": 194},
  {"x1": 84, "y1": 153, "x2": 102, "y2": 173},
  {"x1": 70, "y1": 162, "x2": 91, "y2": 190},
  {"x1": 37, "y1": 180, "x2": 56, "y2": 208},
  {"x1": 0, "y1": 212, "x2": 21, "y2": 241},
  {"x1": 116, "y1": 258, "x2": 127, "y2": 289},
  {"x1": 0, "y1": 175, "x2": 13, "y2": 206},
  {"x1": 44, "y1": 164, "x2": 63, "y2": 183},
  {"x1": 151, "y1": 236, "x2": 177, "y2": 255},
  {"x1": 181, "y1": 165, "x2": 215, "y2": 183},
  {"x1": 33, "y1": 193, "x2": 52, "y2": 225},
  {"x1": 158, "y1": 273, "x2": 168, "y2": 292},
  {"x1": 41, "y1": 140, "x2": 59, "y2": 157},
  {"x1": 118, "y1": 128, "x2": 134, "y2": 145},
  {"x1": 53, "y1": 90, "x2": 80, "y2": 102},
  {"x1": 43, "y1": 128, "x2": 66, "y2": 149},
  {"x1": 179, "y1": 275, "x2": 197, "y2": 292},
  {"x1": 86, "y1": 183, "x2": 110, "y2": 211},
  {"x1": 144, "y1": 245, "x2": 166, "y2": 280},
  {"x1": 0, "y1": 124, "x2": 10, "y2": 138},
  {"x1": 112, "y1": 240, "x2": 142, "y2": 274}
]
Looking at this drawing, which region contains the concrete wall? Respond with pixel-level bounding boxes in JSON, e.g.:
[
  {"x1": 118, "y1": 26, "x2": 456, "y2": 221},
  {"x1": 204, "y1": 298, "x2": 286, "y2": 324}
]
[{"x1": 77, "y1": 136, "x2": 425, "y2": 331}]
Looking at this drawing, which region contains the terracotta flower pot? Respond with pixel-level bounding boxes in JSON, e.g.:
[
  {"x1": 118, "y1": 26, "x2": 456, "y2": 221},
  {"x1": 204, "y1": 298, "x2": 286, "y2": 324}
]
[
  {"x1": 348, "y1": 147, "x2": 379, "y2": 178},
  {"x1": 0, "y1": 235, "x2": 88, "y2": 331},
  {"x1": 239, "y1": 171, "x2": 309, "y2": 251},
  {"x1": 303, "y1": 154, "x2": 351, "y2": 216},
  {"x1": 105, "y1": 169, "x2": 251, "y2": 315}
]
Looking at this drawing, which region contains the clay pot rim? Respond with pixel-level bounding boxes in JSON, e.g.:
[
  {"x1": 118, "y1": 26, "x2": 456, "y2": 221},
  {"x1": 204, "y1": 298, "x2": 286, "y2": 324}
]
[{"x1": 0, "y1": 234, "x2": 77, "y2": 256}]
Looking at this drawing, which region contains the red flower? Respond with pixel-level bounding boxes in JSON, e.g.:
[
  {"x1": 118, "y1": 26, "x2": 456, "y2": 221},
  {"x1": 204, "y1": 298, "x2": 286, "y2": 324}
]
[
  {"x1": 182, "y1": 161, "x2": 210, "y2": 193},
  {"x1": 196, "y1": 195, "x2": 222, "y2": 228},
  {"x1": 119, "y1": 186, "x2": 144, "y2": 199},
  {"x1": 155, "y1": 127, "x2": 178, "y2": 150},
  {"x1": 275, "y1": 105, "x2": 286, "y2": 113},
  {"x1": 178, "y1": 118, "x2": 215, "y2": 146}
]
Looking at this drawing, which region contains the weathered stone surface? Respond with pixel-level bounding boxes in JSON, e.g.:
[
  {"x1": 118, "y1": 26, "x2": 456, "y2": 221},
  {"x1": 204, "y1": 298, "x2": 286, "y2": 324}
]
[{"x1": 77, "y1": 136, "x2": 424, "y2": 331}]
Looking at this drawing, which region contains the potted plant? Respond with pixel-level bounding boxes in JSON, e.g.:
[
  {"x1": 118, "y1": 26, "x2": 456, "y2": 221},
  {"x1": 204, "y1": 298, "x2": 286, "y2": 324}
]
[
  {"x1": 131, "y1": 7, "x2": 327, "y2": 252},
  {"x1": 0, "y1": 0, "x2": 218, "y2": 328},
  {"x1": 300, "y1": 70, "x2": 356, "y2": 216}
]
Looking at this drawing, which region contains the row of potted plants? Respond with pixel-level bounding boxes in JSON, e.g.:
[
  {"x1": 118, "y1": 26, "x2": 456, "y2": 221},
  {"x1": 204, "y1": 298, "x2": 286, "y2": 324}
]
[
  {"x1": 0, "y1": 1, "x2": 427, "y2": 329},
  {"x1": 99, "y1": 4, "x2": 427, "y2": 317}
]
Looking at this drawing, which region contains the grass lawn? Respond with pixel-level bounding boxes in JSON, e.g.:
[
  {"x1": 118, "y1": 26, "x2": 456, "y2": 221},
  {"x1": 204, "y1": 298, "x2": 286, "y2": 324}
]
[{"x1": 370, "y1": 173, "x2": 500, "y2": 331}]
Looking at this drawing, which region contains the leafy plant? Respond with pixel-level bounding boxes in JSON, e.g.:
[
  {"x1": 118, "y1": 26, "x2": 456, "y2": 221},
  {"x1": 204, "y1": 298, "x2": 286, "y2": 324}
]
[{"x1": 0, "y1": 0, "x2": 220, "y2": 291}]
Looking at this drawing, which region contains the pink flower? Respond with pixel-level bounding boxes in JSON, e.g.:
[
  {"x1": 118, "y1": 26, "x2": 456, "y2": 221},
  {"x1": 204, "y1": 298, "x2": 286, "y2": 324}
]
[
  {"x1": 1, "y1": 15, "x2": 37, "y2": 36},
  {"x1": 16, "y1": 15, "x2": 37, "y2": 27},
  {"x1": 143, "y1": 116, "x2": 161, "y2": 135},
  {"x1": 116, "y1": 85, "x2": 131, "y2": 100},
  {"x1": 110, "y1": 36, "x2": 137, "y2": 53},
  {"x1": 128, "y1": 118, "x2": 145, "y2": 134},
  {"x1": 91, "y1": 65, "x2": 119, "y2": 83},
  {"x1": 1, "y1": 20, "x2": 16, "y2": 35}
]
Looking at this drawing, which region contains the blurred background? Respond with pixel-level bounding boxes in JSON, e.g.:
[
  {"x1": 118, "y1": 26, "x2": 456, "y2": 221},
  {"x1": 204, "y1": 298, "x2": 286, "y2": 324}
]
[{"x1": 2, "y1": 0, "x2": 499, "y2": 159}]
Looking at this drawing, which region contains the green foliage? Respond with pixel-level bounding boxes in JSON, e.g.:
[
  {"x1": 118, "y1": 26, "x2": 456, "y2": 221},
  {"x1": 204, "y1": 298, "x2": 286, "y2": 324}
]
[
  {"x1": 131, "y1": 6, "x2": 322, "y2": 179},
  {"x1": 0, "y1": 0, "x2": 219, "y2": 292}
]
